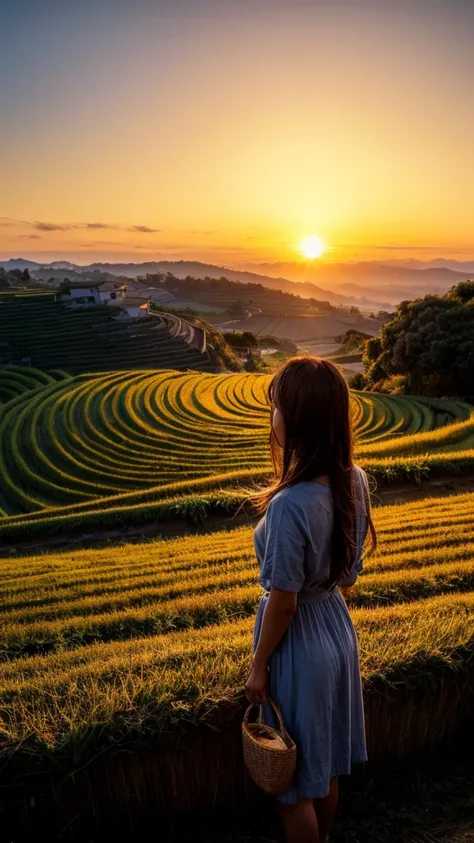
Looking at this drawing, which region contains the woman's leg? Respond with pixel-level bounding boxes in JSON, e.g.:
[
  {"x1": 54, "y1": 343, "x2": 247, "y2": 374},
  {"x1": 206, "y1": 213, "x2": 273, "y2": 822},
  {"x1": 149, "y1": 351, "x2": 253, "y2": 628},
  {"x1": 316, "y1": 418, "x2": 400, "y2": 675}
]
[
  {"x1": 278, "y1": 797, "x2": 320, "y2": 843},
  {"x1": 313, "y1": 776, "x2": 339, "y2": 842}
]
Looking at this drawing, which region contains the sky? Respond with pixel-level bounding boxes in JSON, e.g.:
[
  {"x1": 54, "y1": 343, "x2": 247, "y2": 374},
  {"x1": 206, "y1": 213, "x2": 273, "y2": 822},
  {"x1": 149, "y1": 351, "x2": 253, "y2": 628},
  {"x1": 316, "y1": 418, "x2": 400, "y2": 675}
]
[{"x1": 1, "y1": 0, "x2": 473, "y2": 267}]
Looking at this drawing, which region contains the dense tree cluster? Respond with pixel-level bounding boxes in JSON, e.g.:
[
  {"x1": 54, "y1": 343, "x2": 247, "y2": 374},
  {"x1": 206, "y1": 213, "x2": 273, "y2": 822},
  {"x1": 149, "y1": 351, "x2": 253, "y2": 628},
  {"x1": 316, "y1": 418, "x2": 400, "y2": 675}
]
[
  {"x1": 356, "y1": 280, "x2": 474, "y2": 399},
  {"x1": 224, "y1": 331, "x2": 258, "y2": 348},
  {"x1": 0, "y1": 267, "x2": 30, "y2": 287},
  {"x1": 139, "y1": 272, "x2": 337, "y2": 314}
]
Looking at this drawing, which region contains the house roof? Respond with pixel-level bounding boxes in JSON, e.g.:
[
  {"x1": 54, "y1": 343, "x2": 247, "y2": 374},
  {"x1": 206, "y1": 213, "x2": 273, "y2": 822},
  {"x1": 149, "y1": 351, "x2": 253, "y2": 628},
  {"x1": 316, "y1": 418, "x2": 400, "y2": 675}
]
[
  {"x1": 101, "y1": 281, "x2": 127, "y2": 291},
  {"x1": 61, "y1": 281, "x2": 104, "y2": 290}
]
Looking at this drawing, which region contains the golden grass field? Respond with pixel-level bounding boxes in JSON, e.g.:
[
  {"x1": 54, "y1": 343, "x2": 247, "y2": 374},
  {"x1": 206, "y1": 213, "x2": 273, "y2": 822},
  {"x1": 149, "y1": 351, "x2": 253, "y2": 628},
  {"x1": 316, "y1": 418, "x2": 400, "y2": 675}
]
[{"x1": 0, "y1": 366, "x2": 473, "y2": 823}]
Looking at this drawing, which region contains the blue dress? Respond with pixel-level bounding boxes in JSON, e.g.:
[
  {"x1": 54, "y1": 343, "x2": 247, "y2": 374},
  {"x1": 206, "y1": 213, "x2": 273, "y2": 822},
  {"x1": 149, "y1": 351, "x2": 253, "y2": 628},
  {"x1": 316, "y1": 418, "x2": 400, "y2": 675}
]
[{"x1": 253, "y1": 465, "x2": 369, "y2": 804}]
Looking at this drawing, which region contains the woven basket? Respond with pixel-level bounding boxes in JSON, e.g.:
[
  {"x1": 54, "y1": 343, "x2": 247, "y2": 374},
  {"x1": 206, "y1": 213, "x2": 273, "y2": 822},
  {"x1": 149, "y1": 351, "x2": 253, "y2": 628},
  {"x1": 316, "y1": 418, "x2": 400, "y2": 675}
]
[{"x1": 242, "y1": 698, "x2": 297, "y2": 794}]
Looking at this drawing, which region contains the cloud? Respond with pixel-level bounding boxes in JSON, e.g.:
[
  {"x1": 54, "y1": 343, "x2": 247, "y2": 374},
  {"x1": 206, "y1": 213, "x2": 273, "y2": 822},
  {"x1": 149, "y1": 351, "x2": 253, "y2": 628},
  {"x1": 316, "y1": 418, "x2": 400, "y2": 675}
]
[
  {"x1": 16, "y1": 234, "x2": 42, "y2": 240},
  {"x1": 4, "y1": 217, "x2": 161, "y2": 235},
  {"x1": 84, "y1": 222, "x2": 118, "y2": 230},
  {"x1": 34, "y1": 221, "x2": 118, "y2": 232},
  {"x1": 34, "y1": 221, "x2": 74, "y2": 232}
]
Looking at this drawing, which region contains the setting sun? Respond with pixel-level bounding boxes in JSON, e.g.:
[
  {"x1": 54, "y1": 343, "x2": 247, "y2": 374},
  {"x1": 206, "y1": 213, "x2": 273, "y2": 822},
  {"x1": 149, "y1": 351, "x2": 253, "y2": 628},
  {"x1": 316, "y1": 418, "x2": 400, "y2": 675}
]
[{"x1": 300, "y1": 235, "x2": 325, "y2": 260}]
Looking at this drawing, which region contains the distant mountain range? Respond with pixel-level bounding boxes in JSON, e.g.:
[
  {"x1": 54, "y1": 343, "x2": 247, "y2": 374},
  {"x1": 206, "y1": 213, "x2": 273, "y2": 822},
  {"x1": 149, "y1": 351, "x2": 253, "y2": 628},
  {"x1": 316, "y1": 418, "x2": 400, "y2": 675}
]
[
  {"x1": 2, "y1": 257, "x2": 473, "y2": 311},
  {"x1": 236, "y1": 260, "x2": 474, "y2": 304}
]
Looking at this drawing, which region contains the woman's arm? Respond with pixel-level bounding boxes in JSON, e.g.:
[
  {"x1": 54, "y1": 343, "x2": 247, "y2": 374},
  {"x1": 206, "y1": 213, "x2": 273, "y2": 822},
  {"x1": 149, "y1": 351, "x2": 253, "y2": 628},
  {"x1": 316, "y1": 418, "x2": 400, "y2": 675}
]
[{"x1": 244, "y1": 587, "x2": 297, "y2": 703}]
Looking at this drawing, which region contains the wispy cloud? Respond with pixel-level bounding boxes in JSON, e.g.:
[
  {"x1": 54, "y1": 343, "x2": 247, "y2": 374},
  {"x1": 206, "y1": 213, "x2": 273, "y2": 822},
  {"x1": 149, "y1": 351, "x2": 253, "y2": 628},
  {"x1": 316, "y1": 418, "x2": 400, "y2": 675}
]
[
  {"x1": 34, "y1": 221, "x2": 73, "y2": 232},
  {"x1": 84, "y1": 222, "x2": 118, "y2": 230},
  {"x1": 128, "y1": 225, "x2": 160, "y2": 233},
  {"x1": 16, "y1": 234, "x2": 42, "y2": 240},
  {"x1": 17, "y1": 219, "x2": 160, "y2": 234}
]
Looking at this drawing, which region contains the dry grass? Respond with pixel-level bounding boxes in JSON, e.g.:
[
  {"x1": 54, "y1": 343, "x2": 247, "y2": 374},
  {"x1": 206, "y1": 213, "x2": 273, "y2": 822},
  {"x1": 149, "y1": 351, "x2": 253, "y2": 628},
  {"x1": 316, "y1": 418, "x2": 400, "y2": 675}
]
[{"x1": 0, "y1": 491, "x2": 474, "y2": 767}]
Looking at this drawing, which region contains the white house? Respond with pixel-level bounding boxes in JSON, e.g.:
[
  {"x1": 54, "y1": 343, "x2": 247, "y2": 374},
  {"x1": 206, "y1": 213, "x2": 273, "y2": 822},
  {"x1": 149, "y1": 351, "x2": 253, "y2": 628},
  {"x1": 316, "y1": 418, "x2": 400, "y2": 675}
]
[
  {"x1": 56, "y1": 281, "x2": 128, "y2": 307},
  {"x1": 101, "y1": 281, "x2": 128, "y2": 303},
  {"x1": 56, "y1": 283, "x2": 102, "y2": 307}
]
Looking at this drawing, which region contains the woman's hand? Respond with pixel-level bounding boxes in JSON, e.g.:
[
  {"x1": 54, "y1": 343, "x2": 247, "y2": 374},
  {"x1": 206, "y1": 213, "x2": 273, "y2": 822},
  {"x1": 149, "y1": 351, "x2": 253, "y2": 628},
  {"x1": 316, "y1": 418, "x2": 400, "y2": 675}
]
[{"x1": 244, "y1": 661, "x2": 268, "y2": 703}]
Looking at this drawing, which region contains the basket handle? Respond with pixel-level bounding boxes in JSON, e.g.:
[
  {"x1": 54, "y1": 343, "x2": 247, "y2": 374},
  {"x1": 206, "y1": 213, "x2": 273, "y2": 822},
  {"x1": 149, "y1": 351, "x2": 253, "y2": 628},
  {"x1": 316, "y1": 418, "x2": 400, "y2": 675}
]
[{"x1": 243, "y1": 697, "x2": 287, "y2": 736}]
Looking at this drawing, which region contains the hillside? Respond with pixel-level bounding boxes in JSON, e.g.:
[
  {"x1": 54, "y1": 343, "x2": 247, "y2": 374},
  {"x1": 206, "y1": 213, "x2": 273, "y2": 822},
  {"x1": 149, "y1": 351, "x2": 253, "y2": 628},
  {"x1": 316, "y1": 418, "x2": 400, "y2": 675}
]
[
  {"x1": 237, "y1": 260, "x2": 474, "y2": 304},
  {"x1": 0, "y1": 291, "x2": 216, "y2": 374},
  {"x1": 0, "y1": 368, "x2": 472, "y2": 542},
  {"x1": 1, "y1": 258, "x2": 383, "y2": 308},
  {"x1": 3, "y1": 257, "x2": 472, "y2": 310},
  {"x1": 206, "y1": 312, "x2": 381, "y2": 344},
  {"x1": 0, "y1": 366, "x2": 473, "y2": 834},
  {"x1": 1, "y1": 489, "x2": 474, "y2": 829},
  {"x1": 138, "y1": 271, "x2": 337, "y2": 315}
]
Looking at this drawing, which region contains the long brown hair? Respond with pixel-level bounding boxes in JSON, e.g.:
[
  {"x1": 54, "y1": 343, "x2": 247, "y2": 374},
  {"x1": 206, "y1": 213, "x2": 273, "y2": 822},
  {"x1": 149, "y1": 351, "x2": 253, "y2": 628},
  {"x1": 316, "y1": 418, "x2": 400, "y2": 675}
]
[{"x1": 253, "y1": 356, "x2": 376, "y2": 589}]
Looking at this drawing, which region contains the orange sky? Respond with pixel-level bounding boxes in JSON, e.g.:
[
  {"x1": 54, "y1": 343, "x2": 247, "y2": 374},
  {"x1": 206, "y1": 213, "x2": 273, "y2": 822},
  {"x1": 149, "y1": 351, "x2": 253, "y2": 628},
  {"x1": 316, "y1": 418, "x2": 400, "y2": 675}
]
[{"x1": 1, "y1": 1, "x2": 473, "y2": 266}]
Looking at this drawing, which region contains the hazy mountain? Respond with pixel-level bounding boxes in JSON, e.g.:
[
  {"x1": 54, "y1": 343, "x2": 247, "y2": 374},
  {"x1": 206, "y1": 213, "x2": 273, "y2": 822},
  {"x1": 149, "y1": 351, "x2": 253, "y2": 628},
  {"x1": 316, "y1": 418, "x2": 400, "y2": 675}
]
[
  {"x1": 369, "y1": 258, "x2": 474, "y2": 272},
  {"x1": 237, "y1": 260, "x2": 472, "y2": 297},
  {"x1": 74, "y1": 260, "x2": 396, "y2": 309},
  {"x1": 0, "y1": 258, "x2": 43, "y2": 271},
  {"x1": 1, "y1": 257, "x2": 472, "y2": 310}
]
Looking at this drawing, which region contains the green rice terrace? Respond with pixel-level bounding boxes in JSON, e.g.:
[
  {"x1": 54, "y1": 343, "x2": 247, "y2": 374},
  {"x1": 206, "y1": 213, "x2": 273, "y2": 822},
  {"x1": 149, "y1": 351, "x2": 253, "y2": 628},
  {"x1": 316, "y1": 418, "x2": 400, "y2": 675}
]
[
  {"x1": 0, "y1": 290, "x2": 215, "y2": 373},
  {"x1": 0, "y1": 367, "x2": 473, "y2": 540},
  {"x1": 0, "y1": 363, "x2": 474, "y2": 831}
]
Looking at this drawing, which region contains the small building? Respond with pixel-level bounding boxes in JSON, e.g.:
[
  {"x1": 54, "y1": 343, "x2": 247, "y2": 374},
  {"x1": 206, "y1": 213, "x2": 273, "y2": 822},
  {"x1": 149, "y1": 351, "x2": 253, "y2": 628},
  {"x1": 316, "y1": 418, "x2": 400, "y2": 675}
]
[
  {"x1": 115, "y1": 297, "x2": 151, "y2": 320},
  {"x1": 56, "y1": 283, "x2": 102, "y2": 307},
  {"x1": 101, "y1": 281, "x2": 128, "y2": 303}
]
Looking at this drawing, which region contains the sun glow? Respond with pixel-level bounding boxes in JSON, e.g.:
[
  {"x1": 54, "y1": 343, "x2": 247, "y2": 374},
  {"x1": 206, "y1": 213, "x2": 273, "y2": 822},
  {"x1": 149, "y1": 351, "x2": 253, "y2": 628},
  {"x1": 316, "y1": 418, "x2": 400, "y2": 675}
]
[{"x1": 300, "y1": 234, "x2": 325, "y2": 260}]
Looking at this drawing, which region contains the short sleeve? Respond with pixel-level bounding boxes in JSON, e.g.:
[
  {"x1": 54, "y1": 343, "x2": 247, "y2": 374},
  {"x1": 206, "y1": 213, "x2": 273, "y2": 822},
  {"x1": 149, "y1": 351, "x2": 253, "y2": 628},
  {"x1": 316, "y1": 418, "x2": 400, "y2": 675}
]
[{"x1": 259, "y1": 491, "x2": 307, "y2": 592}]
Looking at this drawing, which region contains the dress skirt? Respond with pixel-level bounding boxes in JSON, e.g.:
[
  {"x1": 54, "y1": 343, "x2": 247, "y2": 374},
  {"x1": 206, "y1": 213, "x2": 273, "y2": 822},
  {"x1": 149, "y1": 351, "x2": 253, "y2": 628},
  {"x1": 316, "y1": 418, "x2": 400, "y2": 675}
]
[{"x1": 253, "y1": 588, "x2": 367, "y2": 804}]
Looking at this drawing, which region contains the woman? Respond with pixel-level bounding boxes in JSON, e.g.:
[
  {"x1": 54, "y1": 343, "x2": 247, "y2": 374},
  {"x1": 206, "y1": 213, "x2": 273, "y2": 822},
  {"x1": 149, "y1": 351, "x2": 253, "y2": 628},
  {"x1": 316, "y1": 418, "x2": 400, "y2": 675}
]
[{"x1": 245, "y1": 357, "x2": 376, "y2": 843}]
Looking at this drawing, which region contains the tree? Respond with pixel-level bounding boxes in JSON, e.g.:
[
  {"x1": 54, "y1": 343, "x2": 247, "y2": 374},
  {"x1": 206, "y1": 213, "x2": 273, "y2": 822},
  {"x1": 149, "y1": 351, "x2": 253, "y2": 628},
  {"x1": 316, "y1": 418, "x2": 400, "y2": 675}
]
[
  {"x1": 58, "y1": 279, "x2": 71, "y2": 295},
  {"x1": 361, "y1": 280, "x2": 474, "y2": 397},
  {"x1": 349, "y1": 372, "x2": 366, "y2": 390},
  {"x1": 225, "y1": 330, "x2": 258, "y2": 348},
  {"x1": 362, "y1": 336, "x2": 382, "y2": 368}
]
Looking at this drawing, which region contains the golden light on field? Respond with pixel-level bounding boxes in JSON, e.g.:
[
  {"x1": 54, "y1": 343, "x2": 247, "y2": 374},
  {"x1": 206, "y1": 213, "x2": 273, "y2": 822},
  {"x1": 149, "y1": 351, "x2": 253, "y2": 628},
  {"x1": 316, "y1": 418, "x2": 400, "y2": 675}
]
[{"x1": 300, "y1": 235, "x2": 326, "y2": 260}]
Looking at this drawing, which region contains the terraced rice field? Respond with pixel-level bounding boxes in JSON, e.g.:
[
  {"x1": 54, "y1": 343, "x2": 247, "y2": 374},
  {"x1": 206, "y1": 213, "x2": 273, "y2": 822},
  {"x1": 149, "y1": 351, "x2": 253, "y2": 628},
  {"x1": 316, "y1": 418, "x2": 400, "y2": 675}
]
[
  {"x1": 1, "y1": 364, "x2": 473, "y2": 822},
  {"x1": 0, "y1": 364, "x2": 69, "y2": 404},
  {"x1": 212, "y1": 312, "x2": 381, "y2": 343},
  {"x1": 0, "y1": 368, "x2": 472, "y2": 540},
  {"x1": 1, "y1": 491, "x2": 474, "y2": 811},
  {"x1": 0, "y1": 291, "x2": 215, "y2": 373}
]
